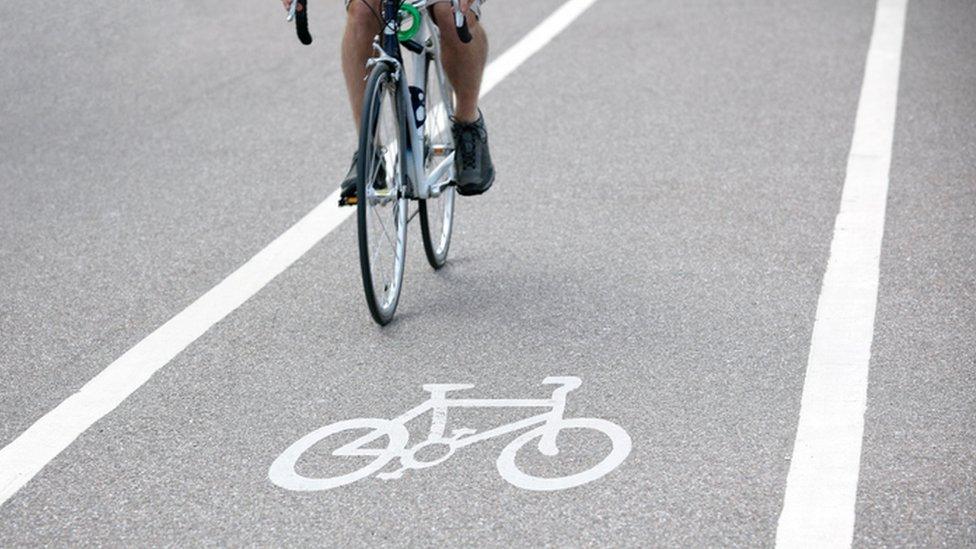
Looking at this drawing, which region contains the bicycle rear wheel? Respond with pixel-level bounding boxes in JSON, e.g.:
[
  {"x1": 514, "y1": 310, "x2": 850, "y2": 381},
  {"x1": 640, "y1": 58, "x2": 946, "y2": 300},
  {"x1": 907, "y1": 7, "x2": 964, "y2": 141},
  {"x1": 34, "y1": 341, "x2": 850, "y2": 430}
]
[
  {"x1": 418, "y1": 53, "x2": 457, "y2": 270},
  {"x1": 357, "y1": 63, "x2": 408, "y2": 325}
]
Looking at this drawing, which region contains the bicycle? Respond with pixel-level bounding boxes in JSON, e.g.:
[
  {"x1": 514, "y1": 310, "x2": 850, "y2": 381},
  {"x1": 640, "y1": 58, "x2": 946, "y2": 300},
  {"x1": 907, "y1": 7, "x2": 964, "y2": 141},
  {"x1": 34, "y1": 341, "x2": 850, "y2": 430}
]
[
  {"x1": 288, "y1": 0, "x2": 472, "y2": 325},
  {"x1": 268, "y1": 376, "x2": 632, "y2": 491}
]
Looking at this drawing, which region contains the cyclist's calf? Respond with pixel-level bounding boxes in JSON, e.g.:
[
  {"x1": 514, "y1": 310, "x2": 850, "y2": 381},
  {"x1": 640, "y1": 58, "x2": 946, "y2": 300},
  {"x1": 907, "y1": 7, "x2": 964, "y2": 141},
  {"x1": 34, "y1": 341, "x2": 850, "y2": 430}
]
[{"x1": 429, "y1": 2, "x2": 487, "y2": 123}]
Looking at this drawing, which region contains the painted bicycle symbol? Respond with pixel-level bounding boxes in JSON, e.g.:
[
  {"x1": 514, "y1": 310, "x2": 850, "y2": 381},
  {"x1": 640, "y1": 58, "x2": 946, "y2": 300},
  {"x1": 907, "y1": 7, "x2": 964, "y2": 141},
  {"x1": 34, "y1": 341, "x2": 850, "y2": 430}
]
[{"x1": 268, "y1": 377, "x2": 631, "y2": 491}]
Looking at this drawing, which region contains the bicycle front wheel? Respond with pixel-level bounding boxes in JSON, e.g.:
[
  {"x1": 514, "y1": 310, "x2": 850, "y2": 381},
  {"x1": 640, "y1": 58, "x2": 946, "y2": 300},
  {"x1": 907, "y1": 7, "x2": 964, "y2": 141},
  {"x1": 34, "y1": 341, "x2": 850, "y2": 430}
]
[
  {"x1": 418, "y1": 53, "x2": 457, "y2": 269},
  {"x1": 357, "y1": 63, "x2": 409, "y2": 325}
]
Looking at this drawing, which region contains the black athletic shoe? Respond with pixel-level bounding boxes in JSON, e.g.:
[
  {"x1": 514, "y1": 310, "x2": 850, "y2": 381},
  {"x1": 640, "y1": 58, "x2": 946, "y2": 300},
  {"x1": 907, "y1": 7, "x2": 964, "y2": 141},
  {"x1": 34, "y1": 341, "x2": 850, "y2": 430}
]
[
  {"x1": 339, "y1": 150, "x2": 388, "y2": 203},
  {"x1": 451, "y1": 112, "x2": 495, "y2": 196}
]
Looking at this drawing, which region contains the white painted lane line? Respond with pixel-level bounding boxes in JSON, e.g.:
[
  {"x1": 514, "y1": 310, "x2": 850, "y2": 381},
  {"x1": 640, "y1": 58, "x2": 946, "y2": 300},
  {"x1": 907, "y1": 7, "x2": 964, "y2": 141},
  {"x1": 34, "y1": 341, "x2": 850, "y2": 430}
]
[
  {"x1": 480, "y1": 0, "x2": 599, "y2": 93},
  {"x1": 0, "y1": 0, "x2": 602, "y2": 507},
  {"x1": 776, "y1": 0, "x2": 908, "y2": 547}
]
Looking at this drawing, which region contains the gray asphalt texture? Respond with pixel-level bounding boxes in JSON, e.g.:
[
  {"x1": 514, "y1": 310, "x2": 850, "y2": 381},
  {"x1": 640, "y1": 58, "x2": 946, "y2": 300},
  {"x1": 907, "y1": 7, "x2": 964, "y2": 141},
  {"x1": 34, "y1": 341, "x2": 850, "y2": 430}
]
[{"x1": 1, "y1": 0, "x2": 973, "y2": 546}]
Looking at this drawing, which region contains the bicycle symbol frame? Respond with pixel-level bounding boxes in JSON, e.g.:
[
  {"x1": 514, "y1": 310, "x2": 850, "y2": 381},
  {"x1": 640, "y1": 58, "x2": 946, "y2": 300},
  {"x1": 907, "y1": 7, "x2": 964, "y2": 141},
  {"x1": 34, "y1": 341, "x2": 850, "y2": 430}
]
[{"x1": 268, "y1": 377, "x2": 631, "y2": 492}]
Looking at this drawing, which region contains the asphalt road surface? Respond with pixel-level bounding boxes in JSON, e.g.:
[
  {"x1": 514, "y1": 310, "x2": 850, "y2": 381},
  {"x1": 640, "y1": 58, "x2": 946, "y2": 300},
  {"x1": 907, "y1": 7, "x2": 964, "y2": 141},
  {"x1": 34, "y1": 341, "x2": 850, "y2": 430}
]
[{"x1": 1, "y1": 0, "x2": 973, "y2": 546}]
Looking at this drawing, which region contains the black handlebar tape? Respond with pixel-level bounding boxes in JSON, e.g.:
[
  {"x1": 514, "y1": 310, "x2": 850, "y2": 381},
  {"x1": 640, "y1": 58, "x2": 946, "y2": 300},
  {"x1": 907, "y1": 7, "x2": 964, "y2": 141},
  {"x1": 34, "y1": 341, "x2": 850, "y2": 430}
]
[
  {"x1": 295, "y1": 0, "x2": 312, "y2": 45},
  {"x1": 456, "y1": 17, "x2": 472, "y2": 44}
]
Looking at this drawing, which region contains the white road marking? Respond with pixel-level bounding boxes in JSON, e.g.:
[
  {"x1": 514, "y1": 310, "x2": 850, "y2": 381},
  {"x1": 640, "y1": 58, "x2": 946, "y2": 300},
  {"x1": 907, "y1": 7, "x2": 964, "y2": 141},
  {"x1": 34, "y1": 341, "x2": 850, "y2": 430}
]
[
  {"x1": 268, "y1": 377, "x2": 631, "y2": 492},
  {"x1": 776, "y1": 0, "x2": 908, "y2": 546},
  {"x1": 480, "y1": 0, "x2": 599, "y2": 94},
  {"x1": 0, "y1": 0, "x2": 602, "y2": 507}
]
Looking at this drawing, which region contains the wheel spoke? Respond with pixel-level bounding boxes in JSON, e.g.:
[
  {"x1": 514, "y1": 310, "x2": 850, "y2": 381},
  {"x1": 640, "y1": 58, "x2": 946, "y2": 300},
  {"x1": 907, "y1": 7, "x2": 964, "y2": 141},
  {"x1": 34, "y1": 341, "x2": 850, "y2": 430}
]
[
  {"x1": 370, "y1": 202, "x2": 397, "y2": 253},
  {"x1": 367, "y1": 194, "x2": 405, "y2": 302},
  {"x1": 368, "y1": 149, "x2": 382, "y2": 184}
]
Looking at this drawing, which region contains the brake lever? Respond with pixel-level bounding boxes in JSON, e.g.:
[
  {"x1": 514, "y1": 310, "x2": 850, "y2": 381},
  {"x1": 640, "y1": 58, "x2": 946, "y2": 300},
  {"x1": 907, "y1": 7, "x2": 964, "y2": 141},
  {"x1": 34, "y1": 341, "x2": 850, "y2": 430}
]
[
  {"x1": 452, "y1": 0, "x2": 473, "y2": 43},
  {"x1": 287, "y1": 0, "x2": 312, "y2": 45}
]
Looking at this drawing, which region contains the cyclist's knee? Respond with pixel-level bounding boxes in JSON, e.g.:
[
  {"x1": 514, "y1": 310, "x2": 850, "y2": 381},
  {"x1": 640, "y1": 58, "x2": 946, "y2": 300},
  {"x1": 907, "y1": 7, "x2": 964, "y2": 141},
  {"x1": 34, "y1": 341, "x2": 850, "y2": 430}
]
[
  {"x1": 429, "y1": 2, "x2": 453, "y2": 23},
  {"x1": 346, "y1": 0, "x2": 382, "y2": 31},
  {"x1": 431, "y1": 3, "x2": 481, "y2": 44}
]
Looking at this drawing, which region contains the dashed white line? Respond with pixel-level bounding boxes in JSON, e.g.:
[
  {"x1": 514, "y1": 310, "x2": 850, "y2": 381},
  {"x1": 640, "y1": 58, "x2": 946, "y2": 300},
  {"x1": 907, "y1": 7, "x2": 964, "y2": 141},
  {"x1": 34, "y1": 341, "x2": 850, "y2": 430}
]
[
  {"x1": 775, "y1": 0, "x2": 908, "y2": 546},
  {"x1": 0, "y1": 0, "x2": 601, "y2": 507}
]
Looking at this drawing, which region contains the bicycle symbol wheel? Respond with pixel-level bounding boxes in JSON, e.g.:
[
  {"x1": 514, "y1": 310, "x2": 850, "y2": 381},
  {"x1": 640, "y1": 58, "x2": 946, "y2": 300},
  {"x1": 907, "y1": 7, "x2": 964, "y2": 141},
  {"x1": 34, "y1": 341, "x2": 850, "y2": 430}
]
[
  {"x1": 496, "y1": 418, "x2": 632, "y2": 491},
  {"x1": 268, "y1": 418, "x2": 409, "y2": 491}
]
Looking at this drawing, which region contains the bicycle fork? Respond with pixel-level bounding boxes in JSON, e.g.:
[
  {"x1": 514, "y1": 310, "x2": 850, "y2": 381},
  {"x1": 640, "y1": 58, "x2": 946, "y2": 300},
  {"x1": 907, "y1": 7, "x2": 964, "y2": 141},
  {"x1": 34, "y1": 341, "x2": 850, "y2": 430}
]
[{"x1": 537, "y1": 376, "x2": 582, "y2": 456}]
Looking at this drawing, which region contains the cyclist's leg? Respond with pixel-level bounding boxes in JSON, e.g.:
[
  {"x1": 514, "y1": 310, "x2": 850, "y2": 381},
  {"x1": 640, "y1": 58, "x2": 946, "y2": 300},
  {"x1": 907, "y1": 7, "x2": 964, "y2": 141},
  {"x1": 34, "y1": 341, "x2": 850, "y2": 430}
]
[
  {"x1": 430, "y1": 1, "x2": 487, "y2": 123},
  {"x1": 431, "y1": 1, "x2": 493, "y2": 194},
  {"x1": 343, "y1": 0, "x2": 384, "y2": 129},
  {"x1": 339, "y1": 0, "x2": 386, "y2": 199}
]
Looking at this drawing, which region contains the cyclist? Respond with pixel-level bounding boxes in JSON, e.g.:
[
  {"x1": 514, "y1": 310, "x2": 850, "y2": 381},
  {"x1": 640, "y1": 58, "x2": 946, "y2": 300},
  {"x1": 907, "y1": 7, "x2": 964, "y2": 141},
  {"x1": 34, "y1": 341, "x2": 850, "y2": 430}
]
[{"x1": 281, "y1": 0, "x2": 495, "y2": 198}]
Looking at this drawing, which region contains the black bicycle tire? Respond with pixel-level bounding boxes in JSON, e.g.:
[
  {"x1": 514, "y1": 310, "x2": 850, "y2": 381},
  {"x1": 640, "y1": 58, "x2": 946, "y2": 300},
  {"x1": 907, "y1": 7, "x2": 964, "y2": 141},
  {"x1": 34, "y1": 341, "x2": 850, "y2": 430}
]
[
  {"x1": 418, "y1": 56, "x2": 456, "y2": 270},
  {"x1": 417, "y1": 200, "x2": 449, "y2": 269},
  {"x1": 357, "y1": 63, "x2": 407, "y2": 325}
]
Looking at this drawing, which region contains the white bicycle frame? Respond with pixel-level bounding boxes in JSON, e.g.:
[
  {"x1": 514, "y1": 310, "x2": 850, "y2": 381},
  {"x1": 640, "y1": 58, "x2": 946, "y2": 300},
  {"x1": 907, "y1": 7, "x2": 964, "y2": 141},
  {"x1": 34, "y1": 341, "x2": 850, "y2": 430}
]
[
  {"x1": 370, "y1": 0, "x2": 459, "y2": 201},
  {"x1": 341, "y1": 376, "x2": 581, "y2": 479}
]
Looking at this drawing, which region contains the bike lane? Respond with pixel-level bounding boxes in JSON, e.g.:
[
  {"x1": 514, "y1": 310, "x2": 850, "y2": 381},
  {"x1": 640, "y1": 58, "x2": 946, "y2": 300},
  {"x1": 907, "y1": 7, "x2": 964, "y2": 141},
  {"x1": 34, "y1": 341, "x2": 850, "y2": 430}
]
[
  {"x1": 0, "y1": 0, "x2": 567, "y2": 465},
  {"x1": 0, "y1": 0, "x2": 570, "y2": 452},
  {"x1": 853, "y1": 1, "x2": 976, "y2": 545},
  {"x1": 1, "y1": 0, "x2": 879, "y2": 545}
]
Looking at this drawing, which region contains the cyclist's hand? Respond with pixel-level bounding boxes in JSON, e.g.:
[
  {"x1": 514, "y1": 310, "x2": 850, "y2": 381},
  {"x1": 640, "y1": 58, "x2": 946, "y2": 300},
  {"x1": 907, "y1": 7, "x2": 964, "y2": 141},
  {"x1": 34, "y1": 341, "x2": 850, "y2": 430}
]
[
  {"x1": 281, "y1": 0, "x2": 302, "y2": 12},
  {"x1": 458, "y1": 0, "x2": 476, "y2": 14}
]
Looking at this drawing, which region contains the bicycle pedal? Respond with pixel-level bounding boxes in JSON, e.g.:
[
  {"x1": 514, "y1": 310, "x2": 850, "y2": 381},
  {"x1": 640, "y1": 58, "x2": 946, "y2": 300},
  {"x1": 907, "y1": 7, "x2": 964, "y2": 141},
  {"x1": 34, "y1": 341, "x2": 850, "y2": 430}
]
[{"x1": 339, "y1": 195, "x2": 358, "y2": 207}]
